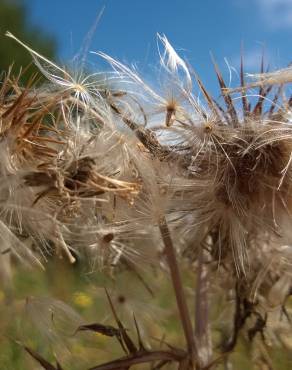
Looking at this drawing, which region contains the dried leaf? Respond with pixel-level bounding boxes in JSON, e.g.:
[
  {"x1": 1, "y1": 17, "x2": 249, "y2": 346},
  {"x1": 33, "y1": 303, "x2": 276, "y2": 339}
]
[
  {"x1": 76, "y1": 323, "x2": 121, "y2": 338},
  {"x1": 24, "y1": 346, "x2": 60, "y2": 370},
  {"x1": 105, "y1": 288, "x2": 138, "y2": 354},
  {"x1": 133, "y1": 314, "x2": 145, "y2": 351},
  {"x1": 88, "y1": 350, "x2": 183, "y2": 370}
]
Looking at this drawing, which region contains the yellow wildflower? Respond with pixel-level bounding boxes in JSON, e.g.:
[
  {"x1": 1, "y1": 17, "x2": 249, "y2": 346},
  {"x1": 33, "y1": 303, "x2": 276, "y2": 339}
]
[{"x1": 73, "y1": 292, "x2": 93, "y2": 308}]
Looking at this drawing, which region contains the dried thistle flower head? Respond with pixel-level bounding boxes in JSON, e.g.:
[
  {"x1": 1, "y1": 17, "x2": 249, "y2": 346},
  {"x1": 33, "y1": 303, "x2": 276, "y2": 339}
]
[
  {"x1": 1, "y1": 31, "x2": 292, "y2": 279},
  {"x1": 3, "y1": 30, "x2": 292, "y2": 369}
]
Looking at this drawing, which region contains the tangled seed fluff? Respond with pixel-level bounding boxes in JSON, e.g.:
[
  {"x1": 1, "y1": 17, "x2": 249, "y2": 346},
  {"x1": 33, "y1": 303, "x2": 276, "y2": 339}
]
[{"x1": 1, "y1": 32, "x2": 292, "y2": 316}]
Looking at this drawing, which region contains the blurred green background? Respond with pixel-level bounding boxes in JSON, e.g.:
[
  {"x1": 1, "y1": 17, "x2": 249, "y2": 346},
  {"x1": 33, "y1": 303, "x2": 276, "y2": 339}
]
[{"x1": 0, "y1": 0, "x2": 56, "y2": 82}]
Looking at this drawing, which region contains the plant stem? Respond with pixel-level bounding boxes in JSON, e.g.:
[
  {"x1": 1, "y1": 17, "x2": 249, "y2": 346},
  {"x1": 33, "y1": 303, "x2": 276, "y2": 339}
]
[
  {"x1": 195, "y1": 246, "x2": 212, "y2": 367},
  {"x1": 158, "y1": 216, "x2": 196, "y2": 363}
]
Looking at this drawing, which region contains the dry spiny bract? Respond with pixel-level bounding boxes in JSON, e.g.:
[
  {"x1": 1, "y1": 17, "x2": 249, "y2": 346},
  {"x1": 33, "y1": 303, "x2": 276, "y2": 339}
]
[{"x1": 2, "y1": 31, "x2": 292, "y2": 369}]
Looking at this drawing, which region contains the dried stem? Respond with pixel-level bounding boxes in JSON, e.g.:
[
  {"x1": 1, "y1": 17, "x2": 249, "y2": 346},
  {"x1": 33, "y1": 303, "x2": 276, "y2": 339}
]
[
  {"x1": 158, "y1": 216, "x2": 197, "y2": 365},
  {"x1": 195, "y1": 246, "x2": 212, "y2": 367},
  {"x1": 109, "y1": 101, "x2": 192, "y2": 167}
]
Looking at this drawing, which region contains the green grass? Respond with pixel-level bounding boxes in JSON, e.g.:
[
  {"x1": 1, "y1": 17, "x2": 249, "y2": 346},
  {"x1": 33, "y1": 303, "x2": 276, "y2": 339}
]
[{"x1": 1, "y1": 261, "x2": 292, "y2": 369}]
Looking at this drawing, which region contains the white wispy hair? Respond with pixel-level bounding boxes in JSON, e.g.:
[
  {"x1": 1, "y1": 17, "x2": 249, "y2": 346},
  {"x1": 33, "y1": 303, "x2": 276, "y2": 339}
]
[
  {"x1": 157, "y1": 34, "x2": 192, "y2": 91},
  {"x1": 2, "y1": 31, "x2": 292, "y2": 305}
]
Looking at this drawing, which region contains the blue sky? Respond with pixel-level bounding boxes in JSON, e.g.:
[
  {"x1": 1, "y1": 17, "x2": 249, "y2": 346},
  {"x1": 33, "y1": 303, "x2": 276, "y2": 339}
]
[{"x1": 24, "y1": 0, "x2": 292, "y2": 95}]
